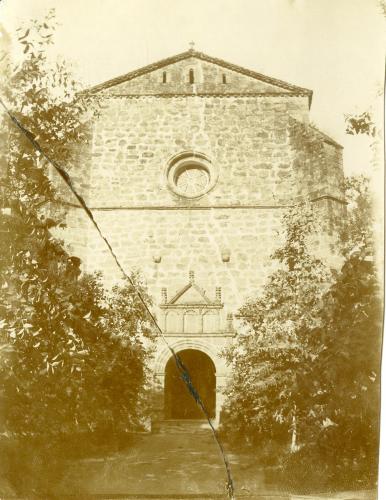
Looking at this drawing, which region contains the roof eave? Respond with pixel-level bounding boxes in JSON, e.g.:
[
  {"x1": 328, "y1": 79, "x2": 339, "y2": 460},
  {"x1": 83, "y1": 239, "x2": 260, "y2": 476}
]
[{"x1": 310, "y1": 125, "x2": 343, "y2": 149}]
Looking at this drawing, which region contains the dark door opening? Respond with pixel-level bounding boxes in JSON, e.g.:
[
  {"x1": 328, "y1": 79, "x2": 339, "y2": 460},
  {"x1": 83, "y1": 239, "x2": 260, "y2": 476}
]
[{"x1": 164, "y1": 349, "x2": 216, "y2": 419}]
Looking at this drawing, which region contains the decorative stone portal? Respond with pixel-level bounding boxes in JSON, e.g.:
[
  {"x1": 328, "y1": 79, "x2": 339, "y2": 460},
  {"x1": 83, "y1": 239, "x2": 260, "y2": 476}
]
[
  {"x1": 152, "y1": 271, "x2": 235, "y2": 428},
  {"x1": 164, "y1": 349, "x2": 216, "y2": 419}
]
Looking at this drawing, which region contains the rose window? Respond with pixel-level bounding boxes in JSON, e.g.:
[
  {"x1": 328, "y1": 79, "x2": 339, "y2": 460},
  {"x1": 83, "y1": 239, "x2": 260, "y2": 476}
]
[
  {"x1": 175, "y1": 165, "x2": 210, "y2": 196},
  {"x1": 166, "y1": 152, "x2": 217, "y2": 199}
]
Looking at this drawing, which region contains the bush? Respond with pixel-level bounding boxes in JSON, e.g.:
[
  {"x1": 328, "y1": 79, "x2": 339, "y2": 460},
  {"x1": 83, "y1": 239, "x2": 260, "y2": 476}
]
[
  {"x1": 0, "y1": 436, "x2": 68, "y2": 496},
  {"x1": 279, "y1": 440, "x2": 378, "y2": 494}
]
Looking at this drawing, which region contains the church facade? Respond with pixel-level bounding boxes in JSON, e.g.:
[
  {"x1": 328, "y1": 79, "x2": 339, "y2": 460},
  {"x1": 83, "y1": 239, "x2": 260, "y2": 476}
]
[{"x1": 59, "y1": 49, "x2": 345, "y2": 425}]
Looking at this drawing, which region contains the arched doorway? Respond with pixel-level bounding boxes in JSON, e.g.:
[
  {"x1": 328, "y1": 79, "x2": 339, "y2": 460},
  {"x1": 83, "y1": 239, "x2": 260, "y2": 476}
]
[{"x1": 164, "y1": 349, "x2": 216, "y2": 419}]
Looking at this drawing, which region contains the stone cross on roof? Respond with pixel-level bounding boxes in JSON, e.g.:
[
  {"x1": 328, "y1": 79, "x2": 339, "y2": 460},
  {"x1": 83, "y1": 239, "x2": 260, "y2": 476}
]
[{"x1": 189, "y1": 41, "x2": 195, "y2": 51}]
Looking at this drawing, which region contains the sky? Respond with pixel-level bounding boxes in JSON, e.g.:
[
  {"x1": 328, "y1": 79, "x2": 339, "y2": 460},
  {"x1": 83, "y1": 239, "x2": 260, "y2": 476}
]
[{"x1": 0, "y1": 0, "x2": 385, "y2": 176}]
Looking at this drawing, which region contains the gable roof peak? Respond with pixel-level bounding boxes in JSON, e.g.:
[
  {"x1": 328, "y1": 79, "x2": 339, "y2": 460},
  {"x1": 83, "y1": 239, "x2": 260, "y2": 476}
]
[{"x1": 87, "y1": 48, "x2": 313, "y2": 105}]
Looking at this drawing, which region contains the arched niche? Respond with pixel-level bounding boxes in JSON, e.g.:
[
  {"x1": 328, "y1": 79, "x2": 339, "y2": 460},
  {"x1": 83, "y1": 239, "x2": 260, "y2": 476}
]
[
  {"x1": 165, "y1": 310, "x2": 183, "y2": 333},
  {"x1": 202, "y1": 310, "x2": 219, "y2": 333},
  {"x1": 183, "y1": 309, "x2": 202, "y2": 333}
]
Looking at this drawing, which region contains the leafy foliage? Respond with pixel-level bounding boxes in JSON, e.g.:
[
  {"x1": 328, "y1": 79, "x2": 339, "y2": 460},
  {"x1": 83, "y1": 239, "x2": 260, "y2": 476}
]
[
  {"x1": 222, "y1": 180, "x2": 381, "y2": 491},
  {"x1": 0, "y1": 9, "x2": 155, "y2": 437},
  {"x1": 0, "y1": 12, "x2": 155, "y2": 494},
  {"x1": 307, "y1": 175, "x2": 381, "y2": 490},
  {"x1": 222, "y1": 203, "x2": 329, "y2": 449},
  {"x1": 338, "y1": 175, "x2": 373, "y2": 258},
  {"x1": 0, "y1": 262, "x2": 154, "y2": 437},
  {"x1": 344, "y1": 112, "x2": 376, "y2": 137}
]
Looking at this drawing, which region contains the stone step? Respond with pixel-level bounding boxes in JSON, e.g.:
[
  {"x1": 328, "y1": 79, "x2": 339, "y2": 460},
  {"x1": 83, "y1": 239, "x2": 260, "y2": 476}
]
[{"x1": 152, "y1": 419, "x2": 213, "y2": 434}]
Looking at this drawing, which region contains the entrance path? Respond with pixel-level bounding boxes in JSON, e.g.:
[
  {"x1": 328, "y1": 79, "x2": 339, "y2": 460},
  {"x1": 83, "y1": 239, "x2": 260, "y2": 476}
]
[
  {"x1": 57, "y1": 426, "x2": 272, "y2": 498},
  {"x1": 56, "y1": 428, "x2": 377, "y2": 500}
]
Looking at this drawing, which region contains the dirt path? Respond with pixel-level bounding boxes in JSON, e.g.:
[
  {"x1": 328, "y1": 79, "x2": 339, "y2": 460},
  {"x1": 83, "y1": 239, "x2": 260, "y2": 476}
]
[
  {"x1": 55, "y1": 430, "x2": 376, "y2": 500},
  {"x1": 56, "y1": 429, "x2": 270, "y2": 498}
]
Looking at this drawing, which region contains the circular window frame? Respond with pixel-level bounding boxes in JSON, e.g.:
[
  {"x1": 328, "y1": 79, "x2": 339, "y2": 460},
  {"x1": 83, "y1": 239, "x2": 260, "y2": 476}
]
[{"x1": 165, "y1": 151, "x2": 218, "y2": 199}]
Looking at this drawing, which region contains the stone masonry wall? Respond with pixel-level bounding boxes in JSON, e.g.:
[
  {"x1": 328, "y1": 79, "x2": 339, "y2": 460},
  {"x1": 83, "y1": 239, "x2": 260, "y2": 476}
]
[
  {"x1": 86, "y1": 95, "x2": 312, "y2": 209},
  {"x1": 59, "y1": 90, "x2": 344, "y2": 331},
  {"x1": 64, "y1": 205, "x2": 283, "y2": 322},
  {"x1": 51, "y1": 56, "x2": 345, "y2": 422}
]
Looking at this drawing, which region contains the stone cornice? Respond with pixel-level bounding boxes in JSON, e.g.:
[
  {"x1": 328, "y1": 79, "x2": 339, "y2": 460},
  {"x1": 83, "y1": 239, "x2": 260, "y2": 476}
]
[
  {"x1": 57, "y1": 195, "x2": 347, "y2": 211},
  {"x1": 160, "y1": 304, "x2": 223, "y2": 310},
  {"x1": 162, "y1": 332, "x2": 236, "y2": 338},
  {"x1": 94, "y1": 92, "x2": 310, "y2": 99}
]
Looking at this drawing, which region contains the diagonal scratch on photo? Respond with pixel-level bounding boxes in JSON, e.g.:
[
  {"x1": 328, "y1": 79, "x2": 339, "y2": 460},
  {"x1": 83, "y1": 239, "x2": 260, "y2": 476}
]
[{"x1": 0, "y1": 1, "x2": 384, "y2": 499}]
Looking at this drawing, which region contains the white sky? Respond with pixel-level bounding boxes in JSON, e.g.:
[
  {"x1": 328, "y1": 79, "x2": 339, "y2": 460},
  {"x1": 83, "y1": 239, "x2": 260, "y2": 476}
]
[{"x1": 0, "y1": 0, "x2": 385, "y2": 176}]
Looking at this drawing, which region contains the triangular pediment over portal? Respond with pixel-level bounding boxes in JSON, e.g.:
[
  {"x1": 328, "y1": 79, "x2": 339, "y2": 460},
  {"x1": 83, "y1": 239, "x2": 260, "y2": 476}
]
[
  {"x1": 170, "y1": 283, "x2": 210, "y2": 305},
  {"x1": 160, "y1": 271, "x2": 222, "y2": 309}
]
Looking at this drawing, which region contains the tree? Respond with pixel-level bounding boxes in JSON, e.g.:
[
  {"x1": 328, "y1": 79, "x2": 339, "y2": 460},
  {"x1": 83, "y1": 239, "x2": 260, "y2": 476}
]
[
  {"x1": 0, "y1": 264, "x2": 154, "y2": 438},
  {"x1": 0, "y1": 9, "x2": 97, "y2": 220},
  {"x1": 339, "y1": 175, "x2": 374, "y2": 258},
  {"x1": 345, "y1": 112, "x2": 376, "y2": 137},
  {"x1": 304, "y1": 174, "x2": 382, "y2": 490},
  {"x1": 284, "y1": 110, "x2": 382, "y2": 490},
  {"x1": 222, "y1": 203, "x2": 329, "y2": 452},
  {"x1": 0, "y1": 12, "x2": 155, "y2": 495},
  {"x1": 222, "y1": 178, "x2": 382, "y2": 492}
]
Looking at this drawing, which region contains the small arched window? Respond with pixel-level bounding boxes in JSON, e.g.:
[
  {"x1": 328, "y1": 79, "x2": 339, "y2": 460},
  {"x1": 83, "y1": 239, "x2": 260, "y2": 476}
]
[
  {"x1": 189, "y1": 68, "x2": 194, "y2": 84},
  {"x1": 162, "y1": 71, "x2": 167, "y2": 83},
  {"x1": 222, "y1": 74, "x2": 227, "y2": 84}
]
